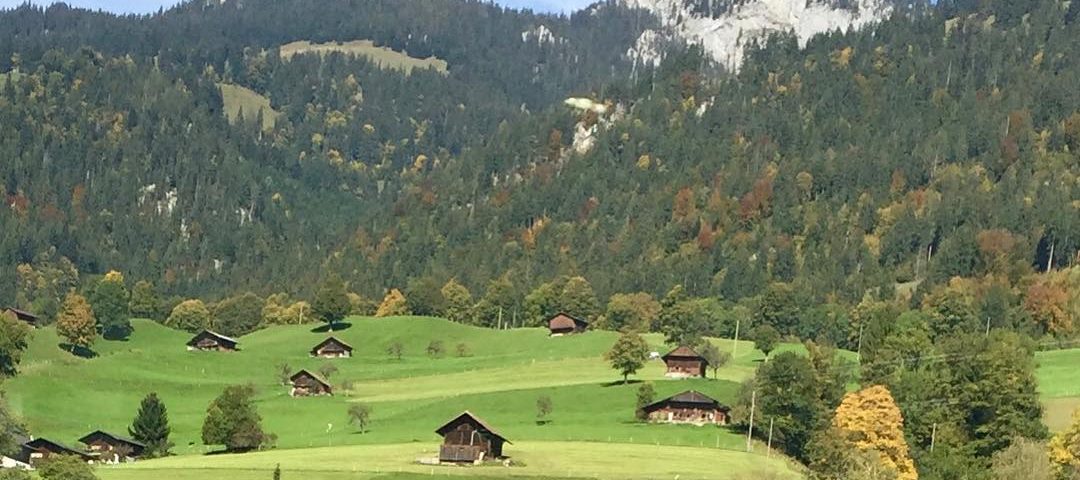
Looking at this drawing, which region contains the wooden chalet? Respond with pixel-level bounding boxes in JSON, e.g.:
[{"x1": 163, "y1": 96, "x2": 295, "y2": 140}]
[
  {"x1": 78, "y1": 430, "x2": 146, "y2": 463},
  {"x1": 642, "y1": 390, "x2": 730, "y2": 426},
  {"x1": 435, "y1": 411, "x2": 510, "y2": 464},
  {"x1": 2, "y1": 307, "x2": 40, "y2": 327},
  {"x1": 661, "y1": 346, "x2": 708, "y2": 378},
  {"x1": 19, "y1": 438, "x2": 92, "y2": 466},
  {"x1": 310, "y1": 336, "x2": 353, "y2": 358},
  {"x1": 547, "y1": 312, "x2": 588, "y2": 336},
  {"x1": 185, "y1": 330, "x2": 239, "y2": 352},
  {"x1": 289, "y1": 369, "x2": 333, "y2": 397}
]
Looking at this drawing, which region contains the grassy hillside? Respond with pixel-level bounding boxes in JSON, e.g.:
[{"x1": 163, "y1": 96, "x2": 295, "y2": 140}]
[
  {"x1": 218, "y1": 83, "x2": 282, "y2": 131},
  {"x1": 99, "y1": 442, "x2": 800, "y2": 480},
  {"x1": 6, "y1": 318, "x2": 793, "y2": 458},
  {"x1": 1037, "y1": 348, "x2": 1080, "y2": 431},
  {"x1": 279, "y1": 40, "x2": 449, "y2": 75}
]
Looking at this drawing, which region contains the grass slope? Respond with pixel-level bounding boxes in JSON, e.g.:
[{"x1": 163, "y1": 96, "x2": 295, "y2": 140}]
[
  {"x1": 7, "y1": 318, "x2": 787, "y2": 459},
  {"x1": 1037, "y1": 348, "x2": 1080, "y2": 431},
  {"x1": 99, "y1": 442, "x2": 800, "y2": 480},
  {"x1": 279, "y1": 40, "x2": 449, "y2": 75},
  {"x1": 218, "y1": 83, "x2": 282, "y2": 131}
]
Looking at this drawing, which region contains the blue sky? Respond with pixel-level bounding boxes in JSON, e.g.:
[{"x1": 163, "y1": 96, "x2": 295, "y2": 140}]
[{"x1": 0, "y1": 0, "x2": 595, "y2": 14}]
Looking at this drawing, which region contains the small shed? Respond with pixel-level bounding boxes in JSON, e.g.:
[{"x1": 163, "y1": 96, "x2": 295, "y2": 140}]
[
  {"x1": 435, "y1": 411, "x2": 511, "y2": 463},
  {"x1": 20, "y1": 438, "x2": 92, "y2": 466},
  {"x1": 310, "y1": 337, "x2": 353, "y2": 358},
  {"x1": 2, "y1": 308, "x2": 40, "y2": 327},
  {"x1": 661, "y1": 346, "x2": 708, "y2": 378},
  {"x1": 547, "y1": 312, "x2": 588, "y2": 336},
  {"x1": 642, "y1": 390, "x2": 730, "y2": 426},
  {"x1": 78, "y1": 430, "x2": 146, "y2": 463},
  {"x1": 290, "y1": 369, "x2": 333, "y2": 397},
  {"x1": 185, "y1": 330, "x2": 239, "y2": 352}
]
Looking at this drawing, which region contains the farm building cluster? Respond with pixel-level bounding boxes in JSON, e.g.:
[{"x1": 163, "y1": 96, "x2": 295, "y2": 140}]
[{"x1": 3, "y1": 308, "x2": 733, "y2": 467}]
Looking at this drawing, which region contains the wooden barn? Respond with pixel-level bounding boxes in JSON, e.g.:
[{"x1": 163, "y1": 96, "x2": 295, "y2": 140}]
[
  {"x1": 547, "y1": 312, "x2": 588, "y2": 336},
  {"x1": 20, "y1": 438, "x2": 92, "y2": 466},
  {"x1": 310, "y1": 337, "x2": 353, "y2": 358},
  {"x1": 2, "y1": 307, "x2": 40, "y2": 327},
  {"x1": 435, "y1": 411, "x2": 511, "y2": 464},
  {"x1": 78, "y1": 430, "x2": 146, "y2": 463},
  {"x1": 289, "y1": 369, "x2": 333, "y2": 397},
  {"x1": 642, "y1": 390, "x2": 730, "y2": 426},
  {"x1": 185, "y1": 330, "x2": 239, "y2": 352},
  {"x1": 661, "y1": 346, "x2": 708, "y2": 378}
]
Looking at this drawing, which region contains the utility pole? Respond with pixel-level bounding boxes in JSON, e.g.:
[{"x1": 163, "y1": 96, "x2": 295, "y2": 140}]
[
  {"x1": 985, "y1": 316, "x2": 991, "y2": 336},
  {"x1": 746, "y1": 390, "x2": 756, "y2": 452},
  {"x1": 766, "y1": 418, "x2": 774, "y2": 457}
]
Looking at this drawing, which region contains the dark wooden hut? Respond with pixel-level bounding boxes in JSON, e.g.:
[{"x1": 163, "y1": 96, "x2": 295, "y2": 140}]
[
  {"x1": 78, "y1": 430, "x2": 146, "y2": 463},
  {"x1": 661, "y1": 346, "x2": 708, "y2": 378},
  {"x1": 435, "y1": 411, "x2": 510, "y2": 463},
  {"x1": 185, "y1": 330, "x2": 239, "y2": 352},
  {"x1": 547, "y1": 312, "x2": 588, "y2": 336},
  {"x1": 310, "y1": 337, "x2": 353, "y2": 358},
  {"x1": 642, "y1": 390, "x2": 730, "y2": 426},
  {"x1": 289, "y1": 369, "x2": 333, "y2": 397},
  {"x1": 2, "y1": 308, "x2": 40, "y2": 327},
  {"x1": 19, "y1": 438, "x2": 92, "y2": 466}
]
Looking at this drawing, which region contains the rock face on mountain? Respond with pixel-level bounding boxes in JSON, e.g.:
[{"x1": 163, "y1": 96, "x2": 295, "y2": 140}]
[{"x1": 622, "y1": 0, "x2": 893, "y2": 69}]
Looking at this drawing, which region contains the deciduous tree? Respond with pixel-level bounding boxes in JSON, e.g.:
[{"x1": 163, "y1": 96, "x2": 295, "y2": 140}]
[
  {"x1": 347, "y1": 404, "x2": 372, "y2": 433},
  {"x1": 0, "y1": 310, "x2": 32, "y2": 377},
  {"x1": 700, "y1": 342, "x2": 730, "y2": 379},
  {"x1": 167, "y1": 300, "x2": 212, "y2": 333},
  {"x1": 605, "y1": 292, "x2": 661, "y2": 332},
  {"x1": 37, "y1": 455, "x2": 97, "y2": 480},
  {"x1": 536, "y1": 395, "x2": 553, "y2": 424},
  {"x1": 128, "y1": 280, "x2": 161, "y2": 321},
  {"x1": 635, "y1": 382, "x2": 655, "y2": 421},
  {"x1": 832, "y1": 385, "x2": 917, "y2": 480},
  {"x1": 1050, "y1": 407, "x2": 1080, "y2": 478},
  {"x1": 201, "y1": 385, "x2": 270, "y2": 452},
  {"x1": 375, "y1": 289, "x2": 410, "y2": 317},
  {"x1": 605, "y1": 330, "x2": 649, "y2": 383},
  {"x1": 213, "y1": 292, "x2": 264, "y2": 337},
  {"x1": 313, "y1": 275, "x2": 350, "y2": 329},
  {"x1": 440, "y1": 279, "x2": 473, "y2": 324},
  {"x1": 57, "y1": 293, "x2": 97, "y2": 354},
  {"x1": 90, "y1": 270, "x2": 130, "y2": 339},
  {"x1": 751, "y1": 325, "x2": 780, "y2": 360}
]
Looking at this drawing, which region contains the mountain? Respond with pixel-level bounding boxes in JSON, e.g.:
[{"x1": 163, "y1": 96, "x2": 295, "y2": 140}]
[{"x1": 621, "y1": 0, "x2": 896, "y2": 69}]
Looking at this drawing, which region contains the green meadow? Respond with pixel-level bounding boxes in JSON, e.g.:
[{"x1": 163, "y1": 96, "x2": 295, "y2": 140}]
[
  {"x1": 279, "y1": 40, "x2": 449, "y2": 75},
  {"x1": 8, "y1": 317, "x2": 800, "y2": 479},
  {"x1": 1036, "y1": 348, "x2": 1080, "y2": 431},
  {"x1": 218, "y1": 83, "x2": 282, "y2": 131}
]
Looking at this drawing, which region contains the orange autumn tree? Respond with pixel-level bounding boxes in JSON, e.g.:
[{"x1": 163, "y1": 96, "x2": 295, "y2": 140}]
[{"x1": 833, "y1": 385, "x2": 918, "y2": 480}]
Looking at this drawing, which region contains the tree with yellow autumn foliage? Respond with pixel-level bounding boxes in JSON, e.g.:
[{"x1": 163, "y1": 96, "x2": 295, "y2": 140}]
[
  {"x1": 832, "y1": 385, "x2": 918, "y2": 480},
  {"x1": 56, "y1": 292, "x2": 97, "y2": 356},
  {"x1": 375, "y1": 289, "x2": 410, "y2": 317},
  {"x1": 1050, "y1": 407, "x2": 1080, "y2": 478}
]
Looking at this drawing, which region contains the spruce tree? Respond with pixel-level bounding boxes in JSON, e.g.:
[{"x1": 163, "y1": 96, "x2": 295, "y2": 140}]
[{"x1": 129, "y1": 392, "x2": 173, "y2": 457}]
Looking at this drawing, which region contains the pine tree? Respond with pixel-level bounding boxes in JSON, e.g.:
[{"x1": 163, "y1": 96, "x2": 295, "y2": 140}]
[{"x1": 129, "y1": 392, "x2": 173, "y2": 457}]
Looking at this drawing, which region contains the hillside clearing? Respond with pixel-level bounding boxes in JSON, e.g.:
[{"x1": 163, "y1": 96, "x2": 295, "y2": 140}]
[
  {"x1": 219, "y1": 83, "x2": 282, "y2": 130},
  {"x1": 279, "y1": 40, "x2": 448, "y2": 75},
  {"x1": 99, "y1": 441, "x2": 801, "y2": 480}
]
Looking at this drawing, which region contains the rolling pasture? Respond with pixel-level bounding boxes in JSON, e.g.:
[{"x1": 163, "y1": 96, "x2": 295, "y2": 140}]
[
  {"x1": 1037, "y1": 347, "x2": 1080, "y2": 431},
  {"x1": 9, "y1": 317, "x2": 800, "y2": 479},
  {"x1": 279, "y1": 40, "x2": 449, "y2": 75}
]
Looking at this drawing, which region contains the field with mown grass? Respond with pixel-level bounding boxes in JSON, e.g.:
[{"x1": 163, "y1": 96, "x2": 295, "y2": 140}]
[
  {"x1": 279, "y1": 40, "x2": 449, "y2": 75},
  {"x1": 1036, "y1": 347, "x2": 1080, "y2": 431},
  {"x1": 219, "y1": 83, "x2": 282, "y2": 131},
  {"x1": 8, "y1": 317, "x2": 803, "y2": 479}
]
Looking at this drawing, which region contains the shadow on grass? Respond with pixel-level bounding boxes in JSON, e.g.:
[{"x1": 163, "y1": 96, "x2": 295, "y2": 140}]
[
  {"x1": 58, "y1": 344, "x2": 97, "y2": 358},
  {"x1": 310, "y1": 322, "x2": 353, "y2": 333},
  {"x1": 601, "y1": 379, "x2": 644, "y2": 387}
]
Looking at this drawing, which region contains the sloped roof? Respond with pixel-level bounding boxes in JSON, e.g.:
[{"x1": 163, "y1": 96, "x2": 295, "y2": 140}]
[
  {"x1": 643, "y1": 390, "x2": 729, "y2": 412},
  {"x1": 435, "y1": 411, "x2": 512, "y2": 444},
  {"x1": 3, "y1": 307, "x2": 39, "y2": 322},
  {"x1": 23, "y1": 437, "x2": 89, "y2": 458},
  {"x1": 186, "y1": 329, "x2": 239, "y2": 346},
  {"x1": 290, "y1": 369, "x2": 331, "y2": 388},
  {"x1": 547, "y1": 312, "x2": 587, "y2": 331},
  {"x1": 78, "y1": 430, "x2": 146, "y2": 449},
  {"x1": 661, "y1": 345, "x2": 705, "y2": 362},
  {"x1": 311, "y1": 336, "x2": 353, "y2": 353}
]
